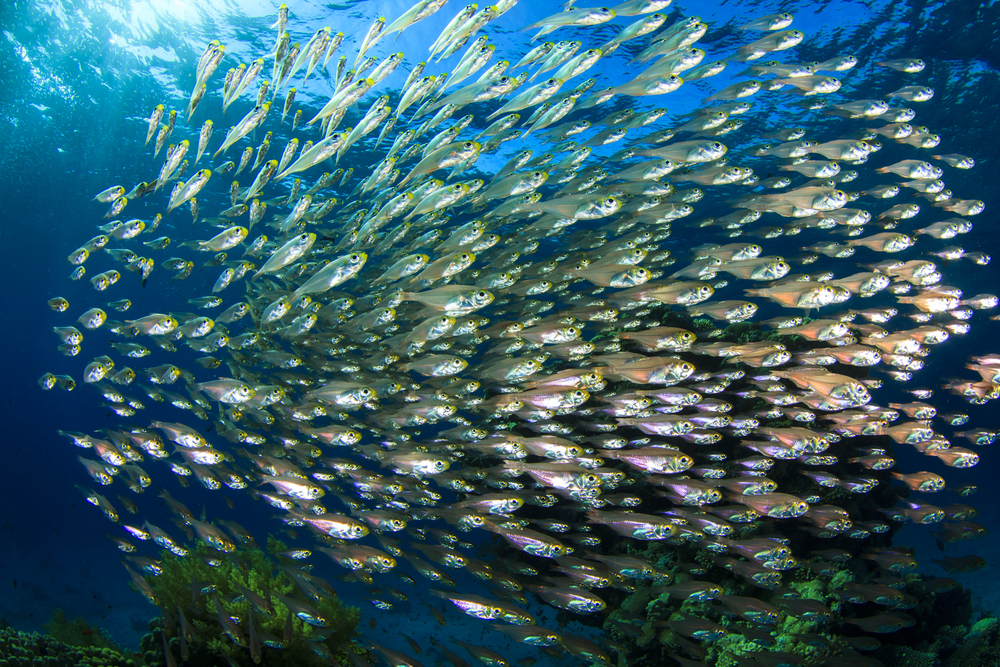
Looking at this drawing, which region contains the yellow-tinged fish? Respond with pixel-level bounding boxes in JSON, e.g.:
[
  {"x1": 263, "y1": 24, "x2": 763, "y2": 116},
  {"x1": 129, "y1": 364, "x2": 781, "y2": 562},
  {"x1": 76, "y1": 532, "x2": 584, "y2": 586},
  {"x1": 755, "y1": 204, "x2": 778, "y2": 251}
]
[
  {"x1": 400, "y1": 141, "x2": 482, "y2": 185},
  {"x1": 355, "y1": 16, "x2": 386, "y2": 68},
  {"x1": 144, "y1": 105, "x2": 164, "y2": 146},
  {"x1": 292, "y1": 252, "x2": 367, "y2": 298},
  {"x1": 400, "y1": 285, "x2": 494, "y2": 315},
  {"x1": 94, "y1": 185, "x2": 124, "y2": 203},
  {"x1": 166, "y1": 169, "x2": 211, "y2": 213},
  {"x1": 214, "y1": 103, "x2": 271, "y2": 157},
  {"x1": 185, "y1": 226, "x2": 249, "y2": 252},
  {"x1": 252, "y1": 233, "x2": 315, "y2": 279},
  {"x1": 523, "y1": 7, "x2": 617, "y2": 39},
  {"x1": 385, "y1": 0, "x2": 450, "y2": 39}
]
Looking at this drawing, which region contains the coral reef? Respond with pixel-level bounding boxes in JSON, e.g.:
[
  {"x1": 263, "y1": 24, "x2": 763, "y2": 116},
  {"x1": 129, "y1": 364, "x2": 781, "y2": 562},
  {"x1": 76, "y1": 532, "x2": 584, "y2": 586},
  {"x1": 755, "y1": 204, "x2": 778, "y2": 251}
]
[
  {"x1": 601, "y1": 545, "x2": 991, "y2": 667},
  {"x1": 139, "y1": 538, "x2": 361, "y2": 667},
  {"x1": 941, "y1": 618, "x2": 1000, "y2": 667},
  {"x1": 43, "y1": 610, "x2": 123, "y2": 653},
  {"x1": 0, "y1": 619, "x2": 138, "y2": 667}
]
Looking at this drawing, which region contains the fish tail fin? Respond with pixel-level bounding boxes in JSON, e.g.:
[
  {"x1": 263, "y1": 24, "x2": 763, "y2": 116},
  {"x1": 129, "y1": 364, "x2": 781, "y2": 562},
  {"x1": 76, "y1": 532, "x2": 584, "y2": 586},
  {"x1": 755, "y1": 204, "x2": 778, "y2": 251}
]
[{"x1": 502, "y1": 460, "x2": 525, "y2": 472}]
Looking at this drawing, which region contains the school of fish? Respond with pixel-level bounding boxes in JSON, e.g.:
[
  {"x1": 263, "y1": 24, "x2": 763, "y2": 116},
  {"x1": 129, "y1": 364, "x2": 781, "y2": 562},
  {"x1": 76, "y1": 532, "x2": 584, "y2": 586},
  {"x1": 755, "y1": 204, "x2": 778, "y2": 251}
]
[{"x1": 40, "y1": 1, "x2": 999, "y2": 666}]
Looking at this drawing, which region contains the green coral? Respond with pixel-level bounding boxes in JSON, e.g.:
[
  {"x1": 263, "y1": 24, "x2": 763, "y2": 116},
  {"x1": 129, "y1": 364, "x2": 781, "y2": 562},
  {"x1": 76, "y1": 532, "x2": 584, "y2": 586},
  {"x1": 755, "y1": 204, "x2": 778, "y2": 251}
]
[
  {"x1": 943, "y1": 618, "x2": 1000, "y2": 667},
  {"x1": 827, "y1": 568, "x2": 854, "y2": 590},
  {"x1": 619, "y1": 589, "x2": 651, "y2": 617},
  {"x1": 141, "y1": 538, "x2": 361, "y2": 667},
  {"x1": 708, "y1": 632, "x2": 762, "y2": 667},
  {"x1": 43, "y1": 609, "x2": 124, "y2": 653},
  {"x1": 0, "y1": 620, "x2": 137, "y2": 667},
  {"x1": 723, "y1": 321, "x2": 761, "y2": 343},
  {"x1": 789, "y1": 577, "x2": 826, "y2": 602},
  {"x1": 877, "y1": 645, "x2": 940, "y2": 667}
]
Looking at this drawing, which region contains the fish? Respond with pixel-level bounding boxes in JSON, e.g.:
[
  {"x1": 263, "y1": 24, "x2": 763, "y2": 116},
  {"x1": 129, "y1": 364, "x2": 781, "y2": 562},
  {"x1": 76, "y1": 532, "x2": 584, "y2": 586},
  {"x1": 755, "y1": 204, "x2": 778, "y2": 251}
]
[
  {"x1": 214, "y1": 103, "x2": 271, "y2": 157},
  {"x1": 844, "y1": 613, "x2": 917, "y2": 633},
  {"x1": 251, "y1": 233, "x2": 316, "y2": 279},
  {"x1": 37, "y1": 4, "x2": 1000, "y2": 667},
  {"x1": 385, "y1": 0, "x2": 449, "y2": 40},
  {"x1": 932, "y1": 555, "x2": 987, "y2": 573},
  {"x1": 423, "y1": 602, "x2": 447, "y2": 627},
  {"x1": 523, "y1": 8, "x2": 617, "y2": 40}
]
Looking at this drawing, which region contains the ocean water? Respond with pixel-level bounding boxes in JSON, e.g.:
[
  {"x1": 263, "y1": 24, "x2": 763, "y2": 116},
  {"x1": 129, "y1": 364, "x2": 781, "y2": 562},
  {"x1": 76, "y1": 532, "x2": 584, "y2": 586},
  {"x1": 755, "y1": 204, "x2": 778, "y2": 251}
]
[{"x1": 1, "y1": 0, "x2": 999, "y2": 665}]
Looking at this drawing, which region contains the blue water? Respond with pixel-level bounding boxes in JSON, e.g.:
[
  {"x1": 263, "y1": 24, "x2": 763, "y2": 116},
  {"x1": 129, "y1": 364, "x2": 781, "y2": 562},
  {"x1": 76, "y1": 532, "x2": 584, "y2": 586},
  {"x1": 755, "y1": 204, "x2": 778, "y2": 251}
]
[{"x1": 2, "y1": 0, "x2": 1000, "y2": 665}]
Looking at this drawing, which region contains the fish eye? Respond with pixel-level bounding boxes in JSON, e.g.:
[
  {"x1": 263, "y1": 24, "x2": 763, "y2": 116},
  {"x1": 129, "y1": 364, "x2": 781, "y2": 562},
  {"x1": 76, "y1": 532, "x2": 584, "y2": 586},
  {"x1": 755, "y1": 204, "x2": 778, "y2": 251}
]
[
  {"x1": 714, "y1": 143, "x2": 723, "y2": 149},
  {"x1": 477, "y1": 291, "x2": 489, "y2": 298}
]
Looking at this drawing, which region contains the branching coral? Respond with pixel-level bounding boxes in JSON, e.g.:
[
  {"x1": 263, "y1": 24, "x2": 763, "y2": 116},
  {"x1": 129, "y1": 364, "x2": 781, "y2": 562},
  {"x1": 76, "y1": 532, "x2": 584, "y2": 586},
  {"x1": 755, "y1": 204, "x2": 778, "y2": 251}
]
[{"x1": 139, "y1": 538, "x2": 361, "y2": 667}]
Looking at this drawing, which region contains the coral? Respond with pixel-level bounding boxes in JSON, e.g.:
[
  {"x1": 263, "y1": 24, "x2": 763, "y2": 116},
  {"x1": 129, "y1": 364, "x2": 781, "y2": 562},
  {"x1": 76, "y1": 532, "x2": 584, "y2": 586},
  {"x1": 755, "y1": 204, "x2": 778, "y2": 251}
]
[
  {"x1": 643, "y1": 592, "x2": 671, "y2": 621},
  {"x1": 140, "y1": 538, "x2": 361, "y2": 667},
  {"x1": 723, "y1": 321, "x2": 761, "y2": 343},
  {"x1": 708, "y1": 632, "x2": 758, "y2": 667},
  {"x1": 43, "y1": 609, "x2": 124, "y2": 653},
  {"x1": 876, "y1": 644, "x2": 940, "y2": 667},
  {"x1": 777, "y1": 613, "x2": 819, "y2": 643},
  {"x1": 827, "y1": 568, "x2": 854, "y2": 591},
  {"x1": 914, "y1": 585, "x2": 973, "y2": 638},
  {"x1": 789, "y1": 578, "x2": 825, "y2": 602},
  {"x1": 926, "y1": 626, "x2": 963, "y2": 661},
  {"x1": 0, "y1": 619, "x2": 138, "y2": 667},
  {"x1": 942, "y1": 617, "x2": 1000, "y2": 667},
  {"x1": 620, "y1": 589, "x2": 651, "y2": 616}
]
